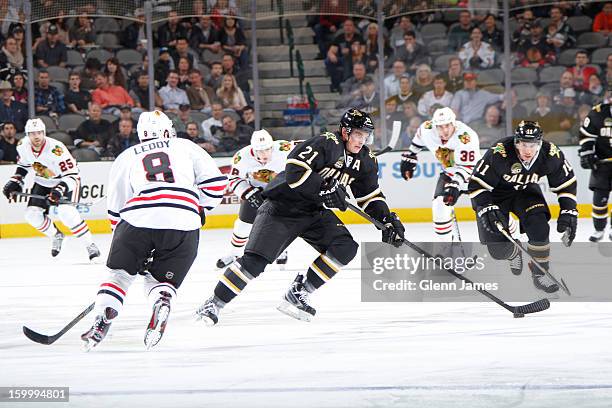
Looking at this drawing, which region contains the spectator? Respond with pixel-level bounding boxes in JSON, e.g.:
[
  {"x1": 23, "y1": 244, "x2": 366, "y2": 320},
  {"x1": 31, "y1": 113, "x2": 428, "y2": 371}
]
[
  {"x1": 469, "y1": 104, "x2": 504, "y2": 147},
  {"x1": 159, "y1": 70, "x2": 189, "y2": 114},
  {"x1": 210, "y1": 0, "x2": 240, "y2": 29},
  {"x1": 529, "y1": 90, "x2": 557, "y2": 132},
  {"x1": 393, "y1": 31, "x2": 430, "y2": 73},
  {"x1": 312, "y1": 0, "x2": 348, "y2": 59},
  {"x1": 206, "y1": 61, "x2": 224, "y2": 90},
  {"x1": 73, "y1": 103, "x2": 113, "y2": 151},
  {"x1": 390, "y1": 76, "x2": 420, "y2": 106},
  {"x1": 579, "y1": 74, "x2": 606, "y2": 106},
  {"x1": 338, "y1": 63, "x2": 370, "y2": 106},
  {"x1": 187, "y1": 69, "x2": 215, "y2": 112},
  {"x1": 547, "y1": 6, "x2": 576, "y2": 50},
  {"x1": 570, "y1": 104, "x2": 592, "y2": 142},
  {"x1": 403, "y1": 116, "x2": 424, "y2": 148},
  {"x1": 412, "y1": 64, "x2": 435, "y2": 100},
  {"x1": 389, "y1": 16, "x2": 423, "y2": 49},
  {"x1": 567, "y1": 50, "x2": 598, "y2": 92},
  {"x1": 91, "y1": 72, "x2": 134, "y2": 114},
  {"x1": 36, "y1": 13, "x2": 71, "y2": 49},
  {"x1": 0, "y1": 121, "x2": 18, "y2": 163},
  {"x1": 157, "y1": 10, "x2": 187, "y2": 48},
  {"x1": 448, "y1": 10, "x2": 474, "y2": 51},
  {"x1": 176, "y1": 57, "x2": 192, "y2": 89},
  {"x1": 217, "y1": 113, "x2": 252, "y2": 154},
  {"x1": 481, "y1": 14, "x2": 503, "y2": 51},
  {"x1": 552, "y1": 87, "x2": 578, "y2": 131},
  {"x1": 0, "y1": 81, "x2": 27, "y2": 132},
  {"x1": 35, "y1": 24, "x2": 68, "y2": 68},
  {"x1": 220, "y1": 17, "x2": 248, "y2": 69},
  {"x1": 511, "y1": 9, "x2": 535, "y2": 50},
  {"x1": 111, "y1": 105, "x2": 137, "y2": 134},
  {"x1": 178, "y1": 120, "x2": 201, "y2": 141},
  {"x1": 417, "y1": 75, "x2": 454, "y2": 117},
  {"x1": 593, "y1": 2, "x2": 612, "y2": 34},
  {"x1": 154, "y1": 48, "x2": 174, "y2": 88},
  {"x1": 363, "y1": 22, "x2": 389, "y2": 73},
  {"x1": 69, "y1": 14, "x2": 95, "y2": 51},
  {"x1": 239, "y1": 105, "x2": 255, "y2": 129},
  {"x1": 390, "y1": 101, "x2": 421, "y2": 144},
  {"x1": 216, "y1": 74, "x2": 247, "y2": 111},
  {"x1": 201, "y1": 101, "x2": 224, "y2": 144},
  {"x1": 1, "y1": 36, "x2": 23, "y2": 69},
  {"x1": 171, "y1": 36, "x2": 197, "y2": 70},
  {"x1": 104, "y1": 57, "x2": 127, "y2": 89},
  {"x1": 221, "y1": 52, "x2": 250, "y2": 98},
  {"x1": 11, "y1": 71, "x2": 27, "y2": 104},
  {"x1": 105, "y1": 118, "x2": 139, "y2": 158},
  {"x1": 553, "y1": 70, "x2": 576, "y2": 105},
  {"x1": 606, "y1": 53, "x2": 612, "y2": 84},
  {"x1": 459, "y1": 27, "x2": 495, "y2": 70},
  {"x1": 517, "y1": 19, "x2": 555, "y2": 68},
  {"x1": 35, "y1": 70, "x2": 66, "y2": 117},
  {"x1": 11, "y1": 25, "x2": 25, "y2": 56},
  {"x1": 172, "y1": 104, "x2": 195, "y2": 134},
  {"x1": 384, "y1": 60, "x2": 407, "y2": 98},
  {"x1": 354, "y1": 0, "x2": 376, "y2": 32},
  {"x1": 65, "y1": 72, "x2": 91, "y2": 115},
  {"x1": 129, "y1": 71, "x2": 163, "y2": 111},
  {"x1": 190, "y1": 16, "x2": 221, "y2": 54},
  {"x1": 80, "y1": 57, "x2": 102, "y2": 91},
  {"x1": 121, "y1": 8, "x2": 146, "y2": 50},
  {"x1": 440, "y1": 56, "x2": 464, "y2": 93},
  {"x1": 339, "y1": 78, "x2": 379, "y2": 113},
  {"x1": 450, "y1": 72, "x2": 502, "y2": 124},
  {"x1": 326, "y1": 19, "x2": 364, "y2": 92}
]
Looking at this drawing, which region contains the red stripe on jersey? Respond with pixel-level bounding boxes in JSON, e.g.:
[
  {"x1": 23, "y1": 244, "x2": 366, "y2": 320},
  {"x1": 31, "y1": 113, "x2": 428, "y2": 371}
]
[
  {"x1": 110, "y1": 219, "x2": 118, "y2": 225},
  {"x1": 127, "y1": 194, "x2": 198, "y2": 208},
  {"x1": 200, "y1": 184, "x2": 227, "y2": 191},
  {"x1": 39, "y1": 217, "x2": 50, "y2": 231},
  {"x1": 72, "y1": 223, "x2": 88, "y2": 235},
  {"x1": 101, "y1": 282, "x2": 126, "y2": 296}
]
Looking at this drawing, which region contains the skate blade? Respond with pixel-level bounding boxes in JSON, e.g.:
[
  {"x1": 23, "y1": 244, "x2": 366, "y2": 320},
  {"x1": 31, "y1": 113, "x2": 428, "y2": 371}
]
[
  {"x1": 144, "y1": 305, "x2": 170, "y2": 350},
  {"x1": 81, "y1": 338, "x2": 99, "y2": 352},
  {"x1": 194, "y1": 311, "x2": 217, "y2": 327},
  {"x1": 277, "y1": 301, "x2": 313, "y2": 322}
]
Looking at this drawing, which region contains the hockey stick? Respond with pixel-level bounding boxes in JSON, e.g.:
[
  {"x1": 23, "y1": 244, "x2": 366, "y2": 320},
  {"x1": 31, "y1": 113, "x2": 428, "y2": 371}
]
[
  {"x1": 23, "y1": 302, "x2": 95, "y2": 345},
  {"x1": 13, "y1": 192, "x2": 99, "y2": 207},
  {"x1": 375, "y1": 121, "x2": 401, "y2": 156},
  {"x1": 347, "y1": 202, "x2": 550, "y2": 316},
  {"x1": 495, "y1": 222, "x2": 571, "y2": 296}
]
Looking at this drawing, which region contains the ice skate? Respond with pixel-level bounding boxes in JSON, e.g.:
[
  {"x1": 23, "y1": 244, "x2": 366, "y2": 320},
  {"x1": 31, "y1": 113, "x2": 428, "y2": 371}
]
[
  {"x1": 216, "y1": 255, "x2": 237, "y2": 269},
  {"x1": 529, "y1": 262, "x2": 559, "y2": 293},
  {"x1": 51, "y1": 229, "x2": 64, "y2": 257},
  {"x1": 277, "y1": 274, "x2": 316, "y2": 322},
  {"x1": 589, "y1": 230, "x2": 605, "y2": 242},
  {"x1": 276, "y1": 250, "x2": 288, "y2": 267},
  {"x1": 508, "y1": 251, "x2": 523, "y2": 276},
  {"x1": 144, "y1": 292, "x2": 172, "y2": 350},
  {"x1": 195, "y1": 296, "x2": 223, "y2": 326},
  {"x1": 87, "y1": 243, "x2": 101, "y2": 261},
  {"x1": 81, "y1": 307, "x2": 117, "y2": 351}
]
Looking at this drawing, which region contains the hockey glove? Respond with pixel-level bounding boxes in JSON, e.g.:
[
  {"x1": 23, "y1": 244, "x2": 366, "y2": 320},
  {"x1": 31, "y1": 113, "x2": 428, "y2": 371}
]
[
  {"x1": 381, "y1": 212, "x2": 405, "y2": 248},
  {"x1": 400, "y1": 152, "x2": 418, "y2": 180},
  {"x1": 442, "y1": 180, "x2": 461, "y2": 206},
  {"x1": 477, "y1": 204, "x2": 508, "y2": 236},
  {"x1": 557, "y1": 209, "x2": 578, "y2": 247},
  {"x1": 578, "y1": 147, "x2": 598, "y2": 170},
  {"x1": 47, "y1": 182, "x2": 68, "y2": 206},
  {"x1": 2, "y1": 174, "x2": 23, "y2": 200},
  {"x1": 320, "y1": 179, "x2": 348, "y2": 211},
  {"x1": 242, "y1": 186, "x2": 264, "y2": 209}
]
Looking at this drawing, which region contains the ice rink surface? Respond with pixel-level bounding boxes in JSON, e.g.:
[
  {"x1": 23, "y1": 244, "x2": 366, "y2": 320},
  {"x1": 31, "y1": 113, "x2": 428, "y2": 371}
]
[{"x1": 1, "y1": 219, "x2": 612, "y2": 408}]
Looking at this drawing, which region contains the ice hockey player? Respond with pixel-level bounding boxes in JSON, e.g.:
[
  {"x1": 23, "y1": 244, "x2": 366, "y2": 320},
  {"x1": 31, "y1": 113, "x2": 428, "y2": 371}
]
[
  {"x1": 399, "y1": 107, "x2": 482, "y2": 242},
  {"x1": 81, "y1": 110, "x2": 227, "y2": 350},
  {"x1": 468, "y1": 121, "x2": 577, "y2": 293},
  {"x1": 216, "y1": 129, "x2": 297, "y2": 269},
  {"x1": 2, "y1": 118, "x2": 100, "y2": 260},
  {"x1": 578, "y1": 102, "x2": 612, "y2": 242},
  {"x1": 195, "y1": 108, "x2": 406, "y2": 324}
]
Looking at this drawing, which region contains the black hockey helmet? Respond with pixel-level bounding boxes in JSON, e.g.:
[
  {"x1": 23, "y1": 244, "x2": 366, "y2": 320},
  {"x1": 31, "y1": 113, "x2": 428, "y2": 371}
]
[
  {"x1": 514, "y1": 120, "x2": 543, "y2": 144},
  {"x1": 340, "y1": 108, "x2": 375, "y2": 143}
]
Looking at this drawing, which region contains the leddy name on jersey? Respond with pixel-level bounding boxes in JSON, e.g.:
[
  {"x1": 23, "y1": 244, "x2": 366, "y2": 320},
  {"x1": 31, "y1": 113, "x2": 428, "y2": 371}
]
[{"x1": 133, "y1": 140, "x2": 171, "y2": 155}]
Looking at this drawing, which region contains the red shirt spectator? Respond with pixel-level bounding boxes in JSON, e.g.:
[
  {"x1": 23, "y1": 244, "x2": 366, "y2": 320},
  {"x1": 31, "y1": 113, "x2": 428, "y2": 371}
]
[
  {"x1": 566, "y1": 50, "x2": 598, "y2": 91},
  {"x1": 593, "y1": 3, "x2": 612, "y2": 34},
  {"x1": 91, "y1": 72, "x2": 134, "y2": 109}
]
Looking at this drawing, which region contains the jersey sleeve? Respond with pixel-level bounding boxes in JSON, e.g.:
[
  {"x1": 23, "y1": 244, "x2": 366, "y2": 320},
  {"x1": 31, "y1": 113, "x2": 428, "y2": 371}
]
[
  {"x1": 351, "y1": 152, "x2": 390, "y2": 222},
  {"x1": 285, "y1": 135, "x2": 331, "y2": 197},
  {"x1": 192, "y1": 144, "x2": 228, "y2": 212},
  {"x1": 578, "y1": 106, "x2": 600, "y2": 152},
  {"x1": 468, "y1": 147, "x2": 500, "y2": 208},
  {"x1": 106, "y1": 153, "x2": 133, "y2": 231},
  {"x1": 450, "y1": 127, "x2": 481, "y2": 189},
  {"x1": 545, "y1": 144, "x2": 577, "y2": 212},
  {"x1": 407, "y1": 122, "x2": 428, "y2": 155},
  {"x1": 227, "y1": 148, "x2": 251, "y2": 199},
  {"x1": 14, "y1": 143, "x2": 30, "y2": 177}
]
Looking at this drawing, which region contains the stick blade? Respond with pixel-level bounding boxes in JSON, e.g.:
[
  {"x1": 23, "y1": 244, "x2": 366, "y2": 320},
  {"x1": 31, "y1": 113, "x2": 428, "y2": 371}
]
[
  {"x1": 23, "y1": 326, "x2": 56, "y2": 345},
  {"x1": 513, "y1": 298, "x2": 550, "y2": 315}
]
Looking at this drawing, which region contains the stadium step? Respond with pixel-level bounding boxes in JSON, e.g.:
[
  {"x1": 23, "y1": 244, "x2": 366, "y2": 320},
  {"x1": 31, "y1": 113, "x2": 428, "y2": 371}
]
[
  {"x1": 261, "y1": 92, "x2": 338, "y2": 103},
  {"x1": 257, "y1": 60, "x2": 326, "y2": 78},
  {"x1": 256, "y1": 44, "x2": 319, "y2": 62},
  {"x1": 245, "y1": 27, "x2": 314, "y2": 46}
]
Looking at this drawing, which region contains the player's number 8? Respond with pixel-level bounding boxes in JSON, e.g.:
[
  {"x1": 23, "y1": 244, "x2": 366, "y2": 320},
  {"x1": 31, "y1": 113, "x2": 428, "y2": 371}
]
[{"x1": 142, "y1": 152, "x2": 175, "y2": 182}]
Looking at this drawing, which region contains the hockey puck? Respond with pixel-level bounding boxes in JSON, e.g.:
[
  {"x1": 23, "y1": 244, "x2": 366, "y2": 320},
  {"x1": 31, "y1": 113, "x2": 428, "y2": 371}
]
[{"x1": 513, "y1": 313, "x2": 525, "y2": 318}]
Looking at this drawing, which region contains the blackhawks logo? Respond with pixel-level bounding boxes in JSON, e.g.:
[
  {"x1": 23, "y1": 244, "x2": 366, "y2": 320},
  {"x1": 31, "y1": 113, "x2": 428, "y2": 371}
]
[
  {"x1": 279, "y1": 141, "x2": 292, "y2": 151},
  {"x1": 233, "y1": 152, "x2": 241, "y2": 164},
  {"x1": 435, "y1": 147, "x2": 455, "y2": 168},
  {"x1": 492, "y1": 143, "x2": 507, "y2": 157},
  {"x1": 32, "y1": 162, "x2": 56, "y2": 179},
  {"x1": 424, "y1": 120, "x2": 433, "y2": 130},
  {"x1": 458, "y1": 133, "x2": 470, "y2": 144},
  {"x1": 323, "y1": 132, "x2": 339, "y2": 144},
  {"x1": 549, "y1": 143, "x2": 560, "y2": 158},
  {"x1": 251, "y1": 169, "x2": 277, "y2": 183},
  {"x1": 52, "y1": 145, "x2": 63, "y2": 156}
]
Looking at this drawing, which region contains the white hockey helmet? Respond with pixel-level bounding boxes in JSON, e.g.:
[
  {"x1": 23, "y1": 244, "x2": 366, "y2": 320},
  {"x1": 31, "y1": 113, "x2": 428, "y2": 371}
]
[
  {"x1": 432, "y1": 107, "x2": 456, "y2": 127},
  {"x1": 137, "y1": 110, "x2": 176, "y2": 142},
  {"x1": 25, "y1": 118, "x2": 46, "y2": 137},
  {"x1": 251, "y1": 129, "x2": 274, "y2": 151}
]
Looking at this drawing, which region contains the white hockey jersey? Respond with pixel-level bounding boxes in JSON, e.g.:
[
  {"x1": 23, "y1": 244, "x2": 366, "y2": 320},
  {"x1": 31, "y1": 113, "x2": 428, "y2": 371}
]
[
  {"x1": 16, "y1": 136, "x2": 81, "y2": 193},
  {"x1": 107, "y1": 138, "x2": 228, "y2": 231},
  {"x1": 227, "y1": 139, "x2": 297, "y2": 198},
  {"x1": 408, "y1": 120, "x2": 481, "y2": 189}
]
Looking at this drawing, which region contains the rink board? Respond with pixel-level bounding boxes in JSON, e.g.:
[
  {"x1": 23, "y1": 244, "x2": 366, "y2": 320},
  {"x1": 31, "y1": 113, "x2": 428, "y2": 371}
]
[{"x1": 0, "y1": 146, "x2": 600, "y2": 238}]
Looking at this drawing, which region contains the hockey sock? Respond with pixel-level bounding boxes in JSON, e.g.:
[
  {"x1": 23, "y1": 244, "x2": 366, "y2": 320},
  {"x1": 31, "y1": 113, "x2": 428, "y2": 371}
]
[
  {"x1": 230, "y1": 219, "x2": 252, "y2": 256},
  {"x1": 432, "y1": 196, "x2": 453, "y2": 242},
  {"x1": 527, "y1": 242, "x2": 550, "y2": 270},
  {"x1": 592, "y1": 190, "x2": 609, "y2": 232},
  {"x1": 58, "y1": 204, "x2": 93, "y2": 244},
  {"x1": 94, "y1": 269, "x2": 136, "y2": 317},
  {"x1": 24, "y1": 206, "x2": 58, "y2": 238},
  {"x1": 143, "y1": 273, "x2": 177, "y2": 307},
  {"x1": 214, "y1": 254, "x2": 266, "y2": 304},
  {"x1": 304, "y1": 253, "x2": 343, "y2": 292}
]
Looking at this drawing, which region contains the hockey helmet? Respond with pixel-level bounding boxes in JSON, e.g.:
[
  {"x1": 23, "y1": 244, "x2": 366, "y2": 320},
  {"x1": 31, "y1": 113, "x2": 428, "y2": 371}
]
[
  {"x1": 251, "y1": 129, "x2": 274, "y2": 151},
  {"x1": 137, "y1": 110, "x2": 175, "y2": 142},
  {"x1": 514, "y1": 120, "x2": 543, "y2": 144},
  {"x1": 340, "y1": 108, "x2": 375, "y2": 144},
  {"x1": 431, "y1": 107, "x2": 456, "y2": 127},
  {"x1": 25, "y1": 118, "x2": 46, "y2": 137}
]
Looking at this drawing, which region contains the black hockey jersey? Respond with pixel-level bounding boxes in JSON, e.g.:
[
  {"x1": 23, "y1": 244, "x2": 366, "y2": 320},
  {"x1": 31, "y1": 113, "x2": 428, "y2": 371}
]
[
  {"x1": 468, "y1": 137, "x2": 577, "y2": 211},
  {"x1": 579, "y1": 103, "x2": 612, "y2": 162},
  {"x1": 264, "y1": 131, "x2": 390, "y2": 221}
]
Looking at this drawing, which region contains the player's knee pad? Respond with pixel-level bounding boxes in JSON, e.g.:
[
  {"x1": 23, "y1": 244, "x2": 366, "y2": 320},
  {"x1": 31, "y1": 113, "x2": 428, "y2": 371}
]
[
  {"x1": 326, "y1": 236, "x2": 358, "y2": 266},
  {"x1": 95, "y1": 269, "x2": 136, "y2": 315},
  {"x1": 57, "y1": 204, "x2": 82, "y2": 228},
  {"x1": 524, "y1": 212, "x2": 550, "y2": 243},
  {"x1": 233, "y1": 218, "x2": 252, "y2": 239},
  {"x1": 24, "y1": 206, "x2": 46, "y2": 228},
  {"x1": 238, "y1": 252, "x2": 269, "y2": 278},
  {"x1": 486, "y1": 242, "x2": 514, "y2": 260},
  {"x1": 143, "y1": 273, "x2": 177, "y2": 307}
]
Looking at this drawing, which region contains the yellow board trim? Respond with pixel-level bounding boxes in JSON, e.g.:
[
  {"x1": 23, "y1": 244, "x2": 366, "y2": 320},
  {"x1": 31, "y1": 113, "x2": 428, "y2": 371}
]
[{"x1": 0, "y1": 203, "x2": 603, "y2": 238}]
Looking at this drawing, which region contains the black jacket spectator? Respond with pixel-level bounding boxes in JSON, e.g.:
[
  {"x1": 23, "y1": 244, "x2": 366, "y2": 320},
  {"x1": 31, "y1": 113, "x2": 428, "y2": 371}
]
[
  {"x1": 74, "y1": 103, "x2": 113, "y2": 148},
  {"x1": 0, "y1": 81, "x2": 27, "y2": 131},
  {"x1": 0, "y1": 122, "x2": 18, "y2": 162},
  {"x1": 35, "y1": 26, "x2": 67, "y2": 67},
  {"x1": 157, "y1": 11, "x2": 187, "y2": 48},
  {"x1": 190, "y1": 16, "x2": 221, "y2": 53},
  {"x1": 105, "y1": 119, "x2": 139, "y2": 158},
  {"x1": 448, "y1": 11, "x2": 474, "y2": 51},
  {"x1": 216, "y1": 115, "x2": 251, "y2": 154},
  {"x1": 65, "y1": 73, "x2": 91, "y2": 114}
]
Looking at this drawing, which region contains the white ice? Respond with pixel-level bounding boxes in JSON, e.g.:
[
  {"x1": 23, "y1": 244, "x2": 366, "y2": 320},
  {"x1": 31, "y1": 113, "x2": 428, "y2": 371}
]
[{"x1": 1, "y1": 219, "x2": 612, "y2": 408}]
